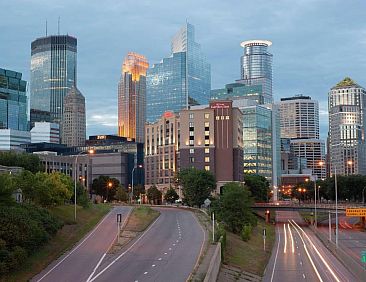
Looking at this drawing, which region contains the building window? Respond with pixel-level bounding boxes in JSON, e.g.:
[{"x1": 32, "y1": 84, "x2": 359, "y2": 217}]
[
  {"x1": 205, "y1": 148, "x2": 210, "y2": 154},
  {"x1": 205, "y1": 165, "x2": 210, "y2": 171},
  {"x1": 221, "y1": 116, "x2": 224, "y2": 120},
  {"x1": 205, "y1": 157, "x2": 210, "y2": 162},
  {"x1": 190, "y1": 157, "x2": 195, "y2": 163},
  {"x1": 190, "y1": 148, "x2": 194, "y2": 154},
  {"x1": 189, "y1": 140, "x2": 194, "y2": 145},
  {"x1": 189, "y1": 113, "x2": 194, "y2": 119},
  {"x1": 225, "y1": 116, "x2": 230, "y2": 120},
  {"x1": 204, "y1": 122, "x2": 209, "y2": 127},
  {"x1": 189, "y1": 131, "x2": 194, "y2": 136},
  {"x1": 205, "y1": 131, "x2": 209, "y2": 136},
  {"x1": 215, "y1": 116, "x2": 220, "y2": 120},
  {"x1": 189, "y1": 122, "x2": 194, "y2": 127},
  {"x1": 204, "y1": 113, "x2": 210, "y2": 119},
  {"x1": 205, "y1": 140, "x2": 210, "y2": 146}
]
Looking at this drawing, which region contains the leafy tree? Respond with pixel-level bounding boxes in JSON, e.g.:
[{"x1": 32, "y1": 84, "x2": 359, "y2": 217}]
[
  {"x1": 115, "y1": 185, "x2": 128, "y2": 202},
  {"x1": 71, "y1": 182, "x2": 90, "y2": 208},
  {"x1": 0, "y1": 151, "x2": 43, "y2": 173},
  {"x1": 14, "y1": 170, "x2": 34, "y2": 203},
  {"x1": 164, "y1": 187, "x2": 179, "y2": 204},
  {"x1": 147, "y1": 185, "x2": 162, "y2": 204},
  {"x1": 133, "y1": 184, "x2": 145, "y2": 201},
  {"x1": 244, "y1": 174, "x2": 270, "y2": 202},
  {"x1": 213, "y1": 182, "x2": 256, "y2": 234},
  {"x1": 91, "y1": 175, "x2": 119, "y2": 202},
  {"x1": 178, "y1": 168, "x2": 216, "y2": 207},
  {"x1": 0, "y1": 173, "x2": 15, "y2": 204}
]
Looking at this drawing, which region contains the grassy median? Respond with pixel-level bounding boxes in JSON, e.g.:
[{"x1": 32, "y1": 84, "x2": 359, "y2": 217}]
[
  {"x1": 3, "y1": 204, "x2": 111, "y2": 282},
  {"x1": 124, "y1": 206, "x2": 160, "y2": 232},
  {"x1": 224, "y1": 219, "x2": 275, "y2": 276}
]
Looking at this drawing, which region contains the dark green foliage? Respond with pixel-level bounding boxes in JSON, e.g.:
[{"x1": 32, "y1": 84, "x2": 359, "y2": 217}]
[
  {"x1": 244, "y1": 174, "x2": 270, "y2": 202},
  {"x1": 213, "y1": 182, "x2": 257, "y2": 234},
  {"x1": 0, "y1": 204, "x2": 63, "y2": 275},
  {"x1": 178, "y1": 168, "x2": 216, "y2": 207},
  {"x1": 147, "y1": 185, "x2": 162, "y2": 204},
  {"x1": 71, "y1": 182, "x2": 90, "y2": 208},
  {"x1": 0, "y1": 173, "x2": 16, "y2": 205},
  {"x1": 164, "y1": 187, "x2": 179, "y2": 204},
  {"x1": 115, "y1": 185, "x2": 128, "y2": 202},
  {"x1": 241, "y1": 224, "x2": 252, "y2": 241},
  {"x1": 91, "y1": 176, "x2": 119, "y2": 202},
  {"x1": 133, "y1": 184, "x2": 145, "y2": 201},
  {"x1": 0, "y1": 151, "x2": 43, "y2": 173},
  {"x1": 217, "y1": 223, "x2": 227, "y2": 259}
]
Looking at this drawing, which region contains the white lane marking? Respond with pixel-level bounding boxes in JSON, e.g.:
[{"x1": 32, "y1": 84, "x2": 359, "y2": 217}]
[
  {"x1": 173, "y1": 244, "x2": 176, "y2": 246},
  {"x1": 86, "y1": 208, "x2": 132, "y2": 282},
  {"x1": 36, "y1": 208, "x2": 118, "y2": 282},
  {"x1": 300, "y1": 261, "x2": 303, "y2": 265},
  {"x1": 270, "y1": 225, "x2": 281, "y2": 282},
  {"x1": 144, "y1": 272, "x2": 148, "y2": 275},
  {"x1": 158, "y1": 258, "x2": 162, "y2": 261},
  {"x1": 288, "y1": 223, "x2": 295, "y2": 253},
  {"x1": 289, "y1": 221, "x2": 323, "y2": 282},
  {"x1": 89, "y1": 216, "x2": 160, "y2": 282},
  {"x1": 176, "y1": 240, "x2": 179, "y2": 243},
  {"x1": 291, "y1": 220, "x2": 341, "y2": 282},
  {"x1": 152, "y1": 264, "x2": 155, "y2": 267},
  {"x1": 283, "y1": 224, "x2": 287, "y2": 254},
  {"x1": 164, "y1": 252, "x2": 168, "y2": 255},
  {"x1": 169, "y1": 248, "x2": 172, "y2": 250},
  {"x1": 302, "y1": 274, "x2": 306, "y2": 279}
]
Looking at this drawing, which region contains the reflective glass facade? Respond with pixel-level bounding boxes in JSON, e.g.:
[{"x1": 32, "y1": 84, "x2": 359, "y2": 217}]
[
  {"x1": 239, "y1": 40, "x2": 273, "y2": 104},
  {"x1": 0, "y1": 68, "x2": 27, "y2": 131},
  {"x1": 211, "y1": 83, "x2": 263, "y2": 104},
  {"x1": 30, "y1": 35, "x2": 77, "y2": 124},
  {"x1": 146, "y1": 23, "x2": 211, "y2": 123}
]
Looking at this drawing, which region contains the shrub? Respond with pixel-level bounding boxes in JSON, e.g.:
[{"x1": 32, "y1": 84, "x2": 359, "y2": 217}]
[{"x1": 241, "y1": 224, "x2": 252, "y2": 242}]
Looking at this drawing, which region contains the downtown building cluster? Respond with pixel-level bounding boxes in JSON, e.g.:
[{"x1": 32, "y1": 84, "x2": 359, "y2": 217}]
[{"x1": 2, "y1": 22, "x2": 366, "y2": 200}]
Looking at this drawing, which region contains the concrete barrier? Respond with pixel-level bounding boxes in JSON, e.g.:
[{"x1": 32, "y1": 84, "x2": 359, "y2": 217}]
[
  {"x1": 203, "y1": 242, "x2": 221, "y2": 282},
  {"x1": 310, "y1": 225, "x2": 366, "y2": 280}
]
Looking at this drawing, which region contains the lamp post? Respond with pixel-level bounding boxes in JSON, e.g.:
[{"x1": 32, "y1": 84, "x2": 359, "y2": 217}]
[
  {"x1": 106, "y1": 181, "x2": 113, "y2": 202},
  {"x1": 74, "y1": 149, "x2": 94, "y2": 221},
  {"x1": 131, "y1": 164, "x2": 143, "y2": 204}
]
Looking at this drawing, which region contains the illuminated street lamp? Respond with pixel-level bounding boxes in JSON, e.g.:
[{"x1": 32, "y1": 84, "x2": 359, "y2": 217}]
[
  {"x1": 74, "y1": 149, "x2": 94, "y2": 221},
  {"x1": 106, "y1": 181, "x2": 113, "y2": 202}
]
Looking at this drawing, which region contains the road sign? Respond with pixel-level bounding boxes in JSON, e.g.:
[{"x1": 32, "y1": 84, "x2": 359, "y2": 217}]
[
  {"x1": 362, "y1": 251, "x2": 366, "y2": 263},
  {"x1": 204, "y1": 198, "x2": 211, "y2": 207},
  {"x1": 346, "y1": 208, "x2": 366, "y2": 217},
  {"x1": 263, "y1": 228, "x2": 266, "y2": 238},
  {"x1": 117, "y1": 213, "x2": 122, "y2": 223}
]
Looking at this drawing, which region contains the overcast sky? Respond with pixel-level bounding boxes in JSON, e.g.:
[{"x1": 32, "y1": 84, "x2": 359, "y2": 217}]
[{"x1": 1, "y1": 0, "x2": 366, "y2": 140}]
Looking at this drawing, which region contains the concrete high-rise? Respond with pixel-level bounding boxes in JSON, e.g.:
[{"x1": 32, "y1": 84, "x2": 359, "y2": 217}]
[
  {"x1": 146, "y1": 23, "x2": 211, "y2": 122},
  {"x1": 62, "y1": 85, "x2": 86, "y2": 147},
  {"x1": 118, "y1": 52, "x2": 148, "y2": 143},
  {"x1": 238, "y1": 40, "x2": 273, "y2": 104},
  {"x1": 30, "y1": 35, "x2": 77, "y2": 126},
  {"x1": 328, "y1": 77, "x2": 366, "y2": 175}
]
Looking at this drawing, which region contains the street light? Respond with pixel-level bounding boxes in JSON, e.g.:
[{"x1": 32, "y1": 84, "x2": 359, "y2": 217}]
[
  {"x1": 106, "y1": 181, "x2": 113, "y2": 202},
  {"x1": 74, "y1": 149, "x2": 94, "y2": 221},
  {"x1": 131, "y1": 164, "x2": 143, "y2": 203}
]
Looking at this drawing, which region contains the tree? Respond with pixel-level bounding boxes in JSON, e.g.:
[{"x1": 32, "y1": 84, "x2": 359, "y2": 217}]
[
  {"x1": 213, "y1": 182, "x2": 256, "y2": 234},
  {"x1": 71, "y1": 182, "x2": 90, "y2": 208},
  {"x1": 147, "y1": 185, "x2": 162, "y2": 204},
  {"x1": 164, "y1": 187, "x2": 179, "y2": 204},
  {"x1": 115, "y1": 185, "x2": 128, "y2": 202},
  {"x1": 91, "y1": 176, "x2": 119, "y2": 202},
  {"x1": 244, "y1": 174, "x2": 270, "y2": 202},
  {"x1": 178, "y1": 168, "x2": 216, "y2": 207},
  {"x1": 0, "y1": 173, "x2": 15, "y2": 204},
  {"x1": 0, "y1": 152, "x2": 43, "y2": 173},
  {"x1": 133, "y1": 184, "x2": 145, "y2": 201}
]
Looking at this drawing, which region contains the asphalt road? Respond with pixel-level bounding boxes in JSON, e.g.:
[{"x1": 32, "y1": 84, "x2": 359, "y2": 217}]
[
  {"x1": 88, "y1": 207, "x2": 205, "y2": 282},
  {"x1": 32, "y1": 206, "x2": 132, "y2": 282},
  {"x1": 263, "y1": 211, "x2": 357, "y2": 282}
]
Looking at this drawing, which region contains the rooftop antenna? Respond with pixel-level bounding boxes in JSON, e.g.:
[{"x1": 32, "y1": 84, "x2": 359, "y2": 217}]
[
  {"x1": 45, "y1": 19, "x2": 48, "y2": 36},
  {"x1": 58, "y1": 16, "x2": 60, "y2": 35}
]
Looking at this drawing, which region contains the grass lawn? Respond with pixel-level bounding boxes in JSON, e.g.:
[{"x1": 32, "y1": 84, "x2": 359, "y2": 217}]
[
  {"x1": 300, "y1": 211, "x2": 329, "y2": 224},
  {"x1": 224, "y1": 220, "x2": 275, "y2": 276},
  {"x1": 124, "y1": 206, "x2": 160, "y2": 232},
  {"x1": 4, "y1": 204, "x2": 111, "y2": 282}
]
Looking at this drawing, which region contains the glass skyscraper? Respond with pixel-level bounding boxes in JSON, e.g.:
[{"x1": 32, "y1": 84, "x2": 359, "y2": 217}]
[
  {"x1": 238, "y1": 40, "x2": 273, "y2": 104},
  {"x1": 30, "y1": 35, "x2": 77, "y2": 125},
  {"x1": 0, "y1": 68, "x2": 27, "y2": 131},
  {"x1": 146, "y1": 23, "x2": 211, "y2": 123},
  {"x1": 118, "y1": 52, "x2": 149, "y2": 143}
]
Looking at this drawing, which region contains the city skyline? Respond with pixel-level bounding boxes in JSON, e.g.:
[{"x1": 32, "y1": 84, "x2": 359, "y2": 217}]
[{"x1": 1, "y1": 0, "x2": 366, "y2": 138}]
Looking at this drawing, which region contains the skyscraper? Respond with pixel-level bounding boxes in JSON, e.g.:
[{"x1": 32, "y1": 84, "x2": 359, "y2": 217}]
[
  {"x1": 62, "y1": 85, "x2": 86, "y2": 147},
  {"x1": 280, "y1": 95, "x2": 325, "y2": 179},
  {"x1": 238, "y1": 40, "x2": 273, "y2": 104},
  {"x1": 118, "y1": 52, "x2": 148, "y2": 143},
  {"x1": 146, "y1": 23, "x2": 211, "y2": 122},
  {"x1": 328, "y1": 77, "x2": 366, "y2": 175},
  {"x1": 30, "y1": 35, "x2": 77, "y2": 125}
]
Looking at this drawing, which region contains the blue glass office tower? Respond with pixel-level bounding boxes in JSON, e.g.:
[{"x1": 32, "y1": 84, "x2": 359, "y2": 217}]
[
  {"x1": 0, "y1": 68, "x2": 27, "y2": 130},
  {"x1": 238, "y1": 40, "x2": 273, "y2": 104},
  {"x1": 30, "y1": 35, "x2": 77, "y2": 125},
  {"x1": 146, "y1": 23, "x2": 211, "y2": 122}
]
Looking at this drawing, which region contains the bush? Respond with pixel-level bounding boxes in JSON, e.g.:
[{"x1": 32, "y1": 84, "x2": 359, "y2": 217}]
[
  {"x1": 0, "y1": 204, "x2": 63, "y2": 275},
  {"x1": 241, "y1": 224, "x2": 252, "y2": 242}
]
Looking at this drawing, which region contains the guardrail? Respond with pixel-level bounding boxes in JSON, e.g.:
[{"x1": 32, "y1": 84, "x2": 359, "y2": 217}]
[{"x1": 203, "y1": 240, "x2": 222, "y2": 282}]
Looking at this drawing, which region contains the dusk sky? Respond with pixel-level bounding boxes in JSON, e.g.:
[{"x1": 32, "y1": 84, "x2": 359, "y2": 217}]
[{"x1": 1, "y1": 0, "x2": 366, "y2": 140}]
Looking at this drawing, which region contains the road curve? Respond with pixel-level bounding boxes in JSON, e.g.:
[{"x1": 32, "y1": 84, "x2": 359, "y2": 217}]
[
  {"x1": 89, "y1": 207, "x2": 205, "y2": 282},
  {"x1": 32, "y1": 206, "x2": 132, "y2": 282}
]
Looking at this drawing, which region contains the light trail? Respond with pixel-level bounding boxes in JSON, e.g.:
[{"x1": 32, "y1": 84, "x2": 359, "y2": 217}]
[
  {"x1": 283, "y1": 223, "x2": 287, "y2": 254},
  {"x1": 287, "y1": 223, "x2": 295, "y2": 253},
  {"x1": 289, "y1": 220, "x2": 323, "y2": 282},
  {"x1": 291, "y1": 220, "x2": 341, "y2": 282}
]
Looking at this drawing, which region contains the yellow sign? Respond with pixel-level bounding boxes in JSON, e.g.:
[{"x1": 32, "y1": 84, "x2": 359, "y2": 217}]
[{"x1": 346, "y1": 208, "x2": 366, "y2": 217}]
